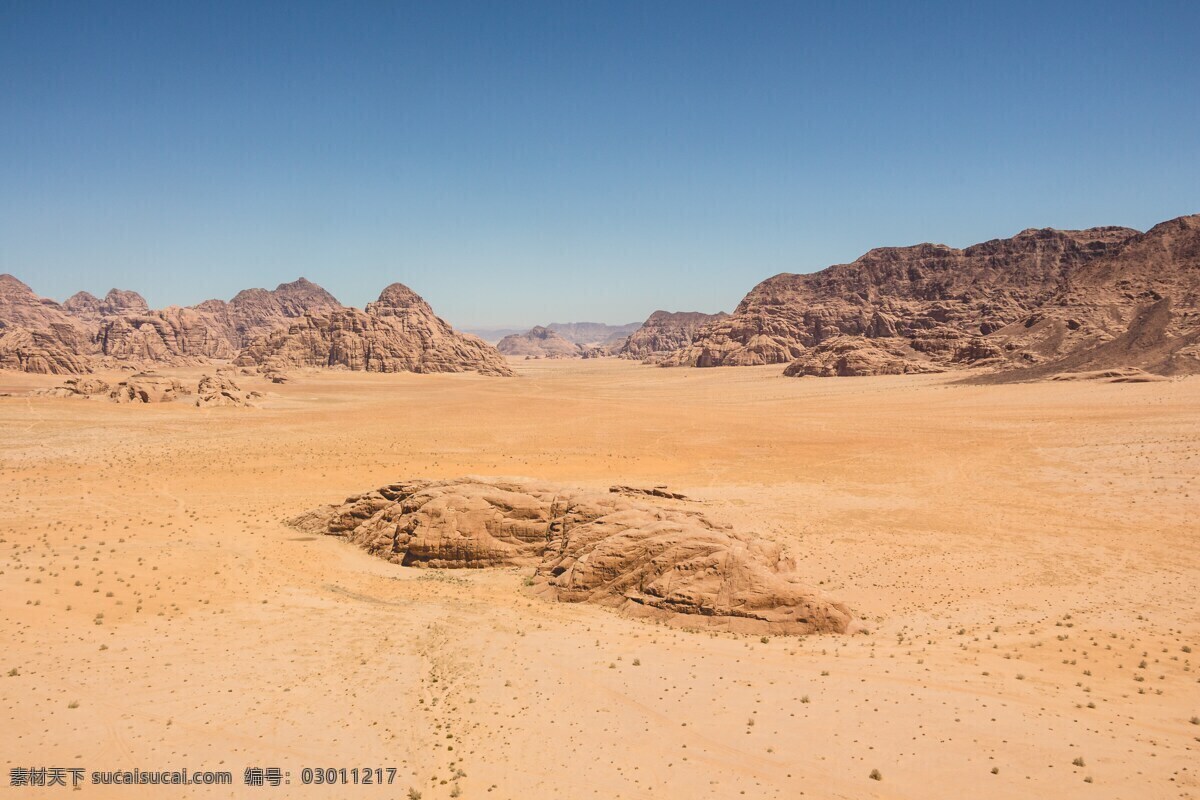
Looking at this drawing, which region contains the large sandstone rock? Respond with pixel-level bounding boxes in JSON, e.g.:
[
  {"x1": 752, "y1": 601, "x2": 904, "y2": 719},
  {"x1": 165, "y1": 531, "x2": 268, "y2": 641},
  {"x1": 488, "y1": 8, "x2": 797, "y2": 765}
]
[
  {"x1": 782, "y1": 336, "x2": 946, "y2": 377},
  {"x1": 0, "y1": 326, "x2": 93, "y2": 374},
  {"x1": 194, "y1": 373, "x2": 262, "y2": 407},
  {"x1": 290, "y1": 478, "x2": 859, "y2": 635},
  {"x1": 31, "y1": 377, "x2": 111, "y2": 398},
  {"x1": 619, "y1": 310, "x2": 728, "y2": 363},
  {"x1": 0, "y1": 275, "x2": 95, "y2": 373},
  {"x1": 497, "y1": 326, "x2": 583, "y2": 358},
  {"x1": 235, "y1": 283, "x2": 514, "y2": 376},
  {"x1": 108, "y1": 374, "x2": 190, "y2": 404}
]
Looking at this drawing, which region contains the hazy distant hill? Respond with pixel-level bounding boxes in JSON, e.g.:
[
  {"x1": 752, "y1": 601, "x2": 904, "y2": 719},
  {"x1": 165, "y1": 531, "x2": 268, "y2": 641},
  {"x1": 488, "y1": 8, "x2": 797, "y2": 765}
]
[{"x1": 545, "y1": 321, "x2": 641, "y2": 347}]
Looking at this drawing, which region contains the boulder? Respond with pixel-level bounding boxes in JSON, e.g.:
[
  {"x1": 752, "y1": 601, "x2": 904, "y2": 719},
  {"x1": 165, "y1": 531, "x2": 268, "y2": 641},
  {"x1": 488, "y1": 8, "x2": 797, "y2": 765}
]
[{"x1": 290, "y1": 477, "x2": 860, "y2": 635}]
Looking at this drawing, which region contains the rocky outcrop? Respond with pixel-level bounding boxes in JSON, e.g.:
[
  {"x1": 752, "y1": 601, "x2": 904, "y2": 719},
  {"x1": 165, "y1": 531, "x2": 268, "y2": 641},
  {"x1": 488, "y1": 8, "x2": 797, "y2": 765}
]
[
  {"x1": 973, "y1": 216, "x2": 1200, "y2": 381},
  {"x1": 235, "y1": 283, "x2": 514, "y2": 376},
  {"x1": 86, "y1": 278, "x2": 343, "y2": 363},
  {"x1": 92, "y1": 305, "x2": 241, "y2": 362},
  {"x1": 195, "y1": 373, "x2": 262, "y2": 407},
  {"x1": 108, "y1": 374, "x2": 190, "y2": 404},
  {"x1": 1, "y1": 275, "x2": 343, "y2": 373},
  {"x1": 782, "y1": 336, "x2": 946, "y2": 377},
  {"x1": 290, "y1": 478, "x2": 859, "y2": 635},
  {"x1": 662, "y1": 218, "x2": 1200, "y2": 381},
  {"x1": 0, "y1": 327, "x2": 93, "y2": 374},
  {"x1": 1048, "y1": 368, "x2": 1168, "y2": 383},
  {"x1": 31, "y1": 377, "x2": 111, "y2": 398},
  {"x1": 219, "y1": 277, "x2": 343, "y2": 344},
  {"x1": 497, "y1": 326, "x2": 583, "y2": 358},
  {"x1": 619, "y1": 310, "x2": 728, "y2": 363},
  {"x1": 0, "y1": 275, "x2": 95, "y2": 373}
]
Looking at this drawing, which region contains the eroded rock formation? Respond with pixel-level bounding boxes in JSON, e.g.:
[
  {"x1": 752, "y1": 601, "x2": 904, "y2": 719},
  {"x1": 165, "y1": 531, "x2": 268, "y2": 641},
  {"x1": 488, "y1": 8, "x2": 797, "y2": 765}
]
[
  {"x1": 782, "y1": 336, "x2": 945, "y2": 377},
  {"x1": 235, "y1": 283, "x2": 514, "y2": 376},
  {"x1": 0, "y1": 275, "x2": 342, "y2": 372},
  {"x1": 195, "y1": 373, "x2": 262, "y2": 407},
  {"x1": 619, "y1": 310, "x2": 728, "y2": 363},
  {"x1": 289, "y1": 478, "x2": 859, "y2": 635},
  {"x1": 108, "y1": 374, "x2": 190, "y2": 404},
  {"x1": 497, "y1": 326, "x2": 582, "y2": 358},
  {"x1": 0, "y1": 275, "x2": 94, "y2": 373},
  {"x1": 31, "y1": 378, "x2": 112, "y2": 398},
  {"x1": 666, "y1": 215, "x2": 1200, "y2": 379}
]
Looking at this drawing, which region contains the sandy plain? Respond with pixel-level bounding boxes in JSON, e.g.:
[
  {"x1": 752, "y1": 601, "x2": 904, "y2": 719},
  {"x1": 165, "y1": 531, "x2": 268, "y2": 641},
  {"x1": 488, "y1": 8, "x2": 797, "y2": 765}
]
[{"x1": 1, "y1": 358, "x2": 1198, "y2": 799}]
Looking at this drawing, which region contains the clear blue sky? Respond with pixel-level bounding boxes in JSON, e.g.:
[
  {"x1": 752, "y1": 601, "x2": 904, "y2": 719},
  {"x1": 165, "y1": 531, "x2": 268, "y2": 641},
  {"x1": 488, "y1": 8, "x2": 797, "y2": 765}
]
[{"x1": 2, "y1": 1, "x2": 1197, "y2": 327}]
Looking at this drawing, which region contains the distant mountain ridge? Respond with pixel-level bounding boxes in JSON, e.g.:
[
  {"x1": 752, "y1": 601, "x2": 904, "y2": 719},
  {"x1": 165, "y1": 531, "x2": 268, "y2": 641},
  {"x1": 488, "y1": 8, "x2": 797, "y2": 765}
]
[
  {"x1": 495, "y1": 320, "x2": 642, "y2": 359},
  {"x1": 0, "y1": 276, "x2": 510, "y2": 377},
  {"x1": 4, "y1": 211, "x2": 1197, "y2": 380}
]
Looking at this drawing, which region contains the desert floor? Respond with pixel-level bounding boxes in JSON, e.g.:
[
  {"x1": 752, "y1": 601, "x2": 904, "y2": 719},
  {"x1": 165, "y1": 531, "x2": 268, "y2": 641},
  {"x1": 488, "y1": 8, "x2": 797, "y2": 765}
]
[{"x1": 2, "y1": 359, "x2": 1198, "y2": 799}]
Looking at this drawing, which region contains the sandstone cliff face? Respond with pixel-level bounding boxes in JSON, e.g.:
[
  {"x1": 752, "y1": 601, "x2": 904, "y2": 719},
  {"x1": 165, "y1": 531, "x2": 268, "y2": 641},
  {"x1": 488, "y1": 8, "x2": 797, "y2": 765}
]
[
  {"x1": 85, "y1": 278, "x2": 343, "y2": 363},
  {"x1": 975, "y1": 215, "x2": 1200, "y2": 380},
  {"x1": 235, "y1": 283, "x2": 514, "y2": 376},
  {"x1": 666, "y1": 226, "x2": 1139, "y2": 369},
  {"x1": 0, "y1": 275, "x2": 94, "y2": 373},
  {"x1": 667, "y1": 216, "x2": 1200, "y2": 379},
  {"x1": 497, "y1": 326, "x2": 583, "y2": 358},
  {"x1": 0, "y1": 327, "x2": 93, "y2": 374},
  {"x1": 619, "y1": 310, "x2": 728, "y2": 363},
  {"x1": 290, "y1": 478, "x2": 859, "y2": 635}
]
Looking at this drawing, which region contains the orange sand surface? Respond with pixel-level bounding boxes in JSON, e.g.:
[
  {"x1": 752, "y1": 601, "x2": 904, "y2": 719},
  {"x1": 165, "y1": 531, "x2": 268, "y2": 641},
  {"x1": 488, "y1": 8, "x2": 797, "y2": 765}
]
[{"x1": 2, "y1": 359, "x2": 1198, "y2": 799}]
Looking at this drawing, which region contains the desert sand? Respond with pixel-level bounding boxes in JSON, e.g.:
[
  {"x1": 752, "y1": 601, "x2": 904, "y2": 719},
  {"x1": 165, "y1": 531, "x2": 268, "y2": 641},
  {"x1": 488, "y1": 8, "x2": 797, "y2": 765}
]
[{"x1": 2, "y1": 358, "x2": 1197, "y2": 799}]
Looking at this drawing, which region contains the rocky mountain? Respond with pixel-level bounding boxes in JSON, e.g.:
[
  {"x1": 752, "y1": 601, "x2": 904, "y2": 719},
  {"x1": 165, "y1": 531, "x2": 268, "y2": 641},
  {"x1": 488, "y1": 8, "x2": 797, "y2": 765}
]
[
  {"x1": 975, "y1": 215, "x2": 1200, "y2": 380},
  {"x1": 619, "y1": 310, "x2": 728, "y2": 363},
  {"x1": 0, "y1": 275, "x2": 344, "y2": 372},
  {"x1": 496, "y1": 326, "x2": 583, "y2": 358},
  {"x1": 290, "y1": 477, "x2": 860, "y2": 635},
  {"x1": 78, "y1": 278, "x2": 343, "y2": 363},
  {"x1": 234, "y1": 283, "x2": 513, "y2": 376},
  {"x1": 665, "y1": 214, "x2": 1200, "y2": 378}
]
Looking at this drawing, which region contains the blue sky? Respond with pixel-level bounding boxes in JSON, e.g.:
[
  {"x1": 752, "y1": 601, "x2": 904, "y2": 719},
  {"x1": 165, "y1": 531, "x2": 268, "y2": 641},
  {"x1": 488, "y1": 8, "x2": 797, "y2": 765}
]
[{"x1": 1, "y1": 1, "x2": 1197, "y2": 327}]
